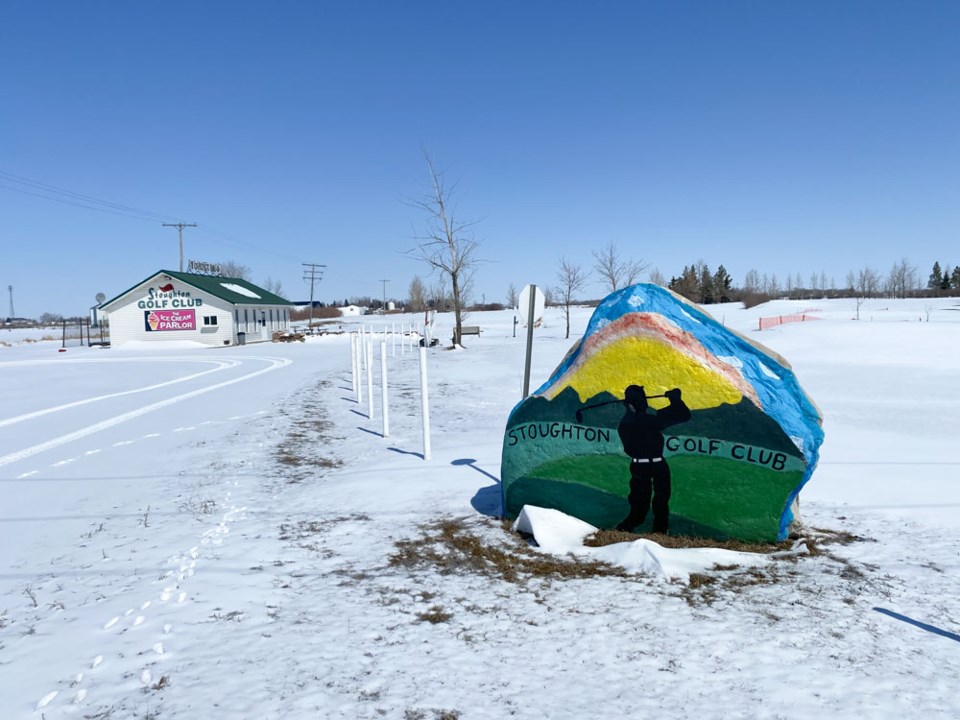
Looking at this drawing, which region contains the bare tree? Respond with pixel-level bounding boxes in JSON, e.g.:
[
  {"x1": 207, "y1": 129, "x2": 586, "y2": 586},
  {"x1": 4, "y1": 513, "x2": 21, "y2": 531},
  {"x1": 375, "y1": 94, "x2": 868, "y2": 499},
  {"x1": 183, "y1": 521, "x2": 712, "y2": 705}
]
[
  {"x1": 408, "y1": 275, "x2": 427, "y2": 312},
  {"x1": 886, "y1": 257, "x2": 917, "y2": 299},
  {"x1": 855, "y1": 267, "x2": 880, "y2": 298},
  {"x1": 555, "y1": 257, "x2": 590, "y2": 339},
  {"x1": 407, "y1": 152, "x2": 481, "y2": 345},
  {"x1": 648, "y1": 268, "x2": 666, "y2": 286},
  {"x1": 506, "y1": 283, "x2": 519, "y2": 309},
  {"x1": 262, "y1": 277, "x2": 285, "y2": 298},
  {"x1": 591, "y1": 242, "x2": 649, "y2": 293},
  {"x1": 429, "y1": 277, "x2": 452, "y2": 312},
  {"x1": 220, "y1": 261, "x2": 251, "y2": 280}
]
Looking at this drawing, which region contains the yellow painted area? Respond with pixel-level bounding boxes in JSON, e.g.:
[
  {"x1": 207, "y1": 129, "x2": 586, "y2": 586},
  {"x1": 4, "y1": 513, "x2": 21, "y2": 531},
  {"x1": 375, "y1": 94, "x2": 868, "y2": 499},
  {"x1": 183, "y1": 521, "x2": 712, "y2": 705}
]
[{"x1": 546, "y1": 336, "x2": 743, "y2": 411}]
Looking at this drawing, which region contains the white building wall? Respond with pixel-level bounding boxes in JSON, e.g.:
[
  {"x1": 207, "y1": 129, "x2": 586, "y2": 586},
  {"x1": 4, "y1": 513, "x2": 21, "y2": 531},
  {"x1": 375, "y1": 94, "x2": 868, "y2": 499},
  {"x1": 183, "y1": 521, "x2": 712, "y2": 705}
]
[
  {"x1": 106, "y1": 283, "x2": 236, "y2": 347},
  {"x1": 103, "y1": 274, "x2": 291, "y2": 347}
]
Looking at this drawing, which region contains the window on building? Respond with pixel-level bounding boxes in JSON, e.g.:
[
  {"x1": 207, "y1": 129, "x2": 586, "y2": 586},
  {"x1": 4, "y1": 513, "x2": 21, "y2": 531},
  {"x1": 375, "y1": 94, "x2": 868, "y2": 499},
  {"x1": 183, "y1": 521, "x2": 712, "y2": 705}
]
[{"x1": 203, "y1": 316, "x2": 218, "y2": 326}]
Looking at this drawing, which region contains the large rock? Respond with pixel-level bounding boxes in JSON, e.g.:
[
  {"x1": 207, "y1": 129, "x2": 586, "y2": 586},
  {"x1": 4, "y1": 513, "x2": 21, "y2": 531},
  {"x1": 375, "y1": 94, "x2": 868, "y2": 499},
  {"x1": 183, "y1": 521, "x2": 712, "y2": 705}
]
[{"x1": 501, "y1": 284, "x2": 823, "y2": 542}]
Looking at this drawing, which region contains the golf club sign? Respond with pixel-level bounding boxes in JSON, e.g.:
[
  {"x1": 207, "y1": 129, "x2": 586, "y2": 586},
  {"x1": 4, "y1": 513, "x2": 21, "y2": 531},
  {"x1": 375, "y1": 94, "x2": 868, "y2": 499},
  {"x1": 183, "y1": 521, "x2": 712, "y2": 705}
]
[{"x1": 500, "y1": 284, "x2": 824, "y2": 542}]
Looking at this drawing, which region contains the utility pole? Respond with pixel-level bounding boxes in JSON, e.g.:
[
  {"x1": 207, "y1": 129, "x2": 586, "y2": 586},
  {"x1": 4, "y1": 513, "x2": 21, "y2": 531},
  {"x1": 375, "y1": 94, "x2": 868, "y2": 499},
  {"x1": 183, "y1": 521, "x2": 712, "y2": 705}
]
[
  {"x1": 380, "y1": 279, "x2": 389, "y2": 314},
  {"x1": 303, "y1": 263, "x2": 326, "y2": 330},
  {"x1": 7, "y1": 285, "x2": 13, "y2": 319},
  {"x1": 162, "y1": 222, "x2": 198, "y2": 272}
]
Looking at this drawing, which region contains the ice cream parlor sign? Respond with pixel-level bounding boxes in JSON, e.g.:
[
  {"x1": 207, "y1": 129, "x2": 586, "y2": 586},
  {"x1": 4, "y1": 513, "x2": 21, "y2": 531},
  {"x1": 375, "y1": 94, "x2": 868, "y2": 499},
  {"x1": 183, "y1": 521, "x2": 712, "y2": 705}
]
[
  {"x1": 140, "y1": 283, "x2": 202, "y2": 331},
  {"x1": 144, "y1": 309, "x2": 196, "y2": 331}
]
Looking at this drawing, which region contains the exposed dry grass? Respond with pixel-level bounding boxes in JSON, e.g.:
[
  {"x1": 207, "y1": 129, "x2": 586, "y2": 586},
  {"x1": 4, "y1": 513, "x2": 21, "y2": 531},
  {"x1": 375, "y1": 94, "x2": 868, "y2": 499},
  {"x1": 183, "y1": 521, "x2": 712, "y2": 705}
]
[
  {"x1": 585, "y1": 529, "x2": 792, "y2": 554},
  {"x1": 272, "y1": 382, "x2": 344, "y2": 480},
  {"x1": 389, "y1": 518, "x2": 632, "y2": 584}
]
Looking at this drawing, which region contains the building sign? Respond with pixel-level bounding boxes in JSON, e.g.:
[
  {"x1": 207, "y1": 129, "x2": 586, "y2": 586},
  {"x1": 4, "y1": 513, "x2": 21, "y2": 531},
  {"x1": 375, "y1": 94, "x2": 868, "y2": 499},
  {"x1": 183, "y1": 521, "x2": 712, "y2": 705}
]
[
  {"x1": 137, "y1": 285, "x2": 203, "y2": 310},
  {"x1": 145, "y1": 309, "x2": 196, "y2": 332},
  {"x1": 188, "y1": 260, "x2": 222, "y2": 275}
]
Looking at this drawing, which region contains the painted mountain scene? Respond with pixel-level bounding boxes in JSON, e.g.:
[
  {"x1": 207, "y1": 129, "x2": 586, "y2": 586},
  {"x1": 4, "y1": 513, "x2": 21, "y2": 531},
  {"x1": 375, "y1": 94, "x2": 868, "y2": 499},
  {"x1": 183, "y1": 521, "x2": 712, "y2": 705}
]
[{"x1": 501, "y1": 284, "x2": 825, "y2": 541}]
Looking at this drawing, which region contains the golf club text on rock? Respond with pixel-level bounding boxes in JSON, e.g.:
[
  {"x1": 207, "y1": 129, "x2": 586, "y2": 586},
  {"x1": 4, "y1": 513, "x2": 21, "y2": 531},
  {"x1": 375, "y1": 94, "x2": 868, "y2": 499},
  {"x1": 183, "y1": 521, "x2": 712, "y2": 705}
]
[
  {"x1": 506, "y1": 423, "x2": 789, "y2": 472},
  {"x1": 666, "y1": 435, "x2": 789, "y2": 471}
]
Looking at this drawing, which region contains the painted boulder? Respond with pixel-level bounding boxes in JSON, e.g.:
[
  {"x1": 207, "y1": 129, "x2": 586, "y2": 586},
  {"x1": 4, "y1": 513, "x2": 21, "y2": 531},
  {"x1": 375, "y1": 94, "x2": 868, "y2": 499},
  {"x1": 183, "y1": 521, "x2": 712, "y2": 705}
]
[{"x1": 501, "y1": 284, "x2": 823, "y2": 542}]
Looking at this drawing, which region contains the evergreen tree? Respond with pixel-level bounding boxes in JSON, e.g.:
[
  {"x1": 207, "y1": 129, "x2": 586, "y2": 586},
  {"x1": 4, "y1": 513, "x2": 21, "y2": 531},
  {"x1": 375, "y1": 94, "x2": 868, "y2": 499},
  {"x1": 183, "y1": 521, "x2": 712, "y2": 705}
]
[
  {"x1": 928, "y1": 261, "x2": 943, "y2": 289},
  {"x1": 698, "y1": 262, "x2": 714, "y2": 303},
  {"x1": 952, "y1": 266, "x2": 960, "y2": 290},
  {"x1": 713, "y1": 265, "x2": 732, "y2": 301},
  {"x1": 940, "y1": 266, "x2": 951, "y2": 291}
]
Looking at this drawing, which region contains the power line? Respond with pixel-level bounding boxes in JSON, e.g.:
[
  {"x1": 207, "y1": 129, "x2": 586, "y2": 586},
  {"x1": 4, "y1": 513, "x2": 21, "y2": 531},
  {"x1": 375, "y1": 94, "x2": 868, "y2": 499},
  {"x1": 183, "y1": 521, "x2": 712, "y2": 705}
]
[
  {"x1": 0, "y1": 170, "x2": 177, "y2": 221},
  {"x1": 162, "y1": 223, "x2": 198, "y2": 272},
  {"x1": 380, "y1": 279, "x2": 389, "y2": 313},
  {"x1": 303, "y1": 263, "x2": 326, "y2": 329},
  {"x1": 0, "y1": 168, "x2": 306, "y2": 265}
]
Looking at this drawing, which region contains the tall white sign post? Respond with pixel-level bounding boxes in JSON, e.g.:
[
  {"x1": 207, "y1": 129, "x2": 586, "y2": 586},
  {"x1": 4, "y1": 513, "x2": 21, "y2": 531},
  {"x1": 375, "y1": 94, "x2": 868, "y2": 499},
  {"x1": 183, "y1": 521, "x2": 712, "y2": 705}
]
[{"x1": 519, "y1": 284, "x2": 546, "y2": 398}]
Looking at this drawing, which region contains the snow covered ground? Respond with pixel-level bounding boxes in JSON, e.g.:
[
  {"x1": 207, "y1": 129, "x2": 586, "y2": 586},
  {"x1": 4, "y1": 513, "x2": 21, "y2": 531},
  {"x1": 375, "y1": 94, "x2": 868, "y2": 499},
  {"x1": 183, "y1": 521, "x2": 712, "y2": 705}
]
[{"x1": 1, "y1": 296, "x2": 958, "y2": 719}]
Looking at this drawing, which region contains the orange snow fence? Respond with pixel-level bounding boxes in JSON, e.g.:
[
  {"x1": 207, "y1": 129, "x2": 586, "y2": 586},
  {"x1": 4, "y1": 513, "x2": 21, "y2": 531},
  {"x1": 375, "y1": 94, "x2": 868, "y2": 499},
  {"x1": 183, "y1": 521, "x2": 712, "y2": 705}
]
[{"x1": 758, "y1": 313, "x2": 821, "y2": 331}]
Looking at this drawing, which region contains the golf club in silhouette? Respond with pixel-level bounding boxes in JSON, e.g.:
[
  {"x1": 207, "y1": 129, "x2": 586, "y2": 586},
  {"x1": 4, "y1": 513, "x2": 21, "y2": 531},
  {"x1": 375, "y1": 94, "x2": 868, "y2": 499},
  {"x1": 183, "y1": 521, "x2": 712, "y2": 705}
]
[{"x1": 574, "y1": 392, "x2": 668, "y2": 423}]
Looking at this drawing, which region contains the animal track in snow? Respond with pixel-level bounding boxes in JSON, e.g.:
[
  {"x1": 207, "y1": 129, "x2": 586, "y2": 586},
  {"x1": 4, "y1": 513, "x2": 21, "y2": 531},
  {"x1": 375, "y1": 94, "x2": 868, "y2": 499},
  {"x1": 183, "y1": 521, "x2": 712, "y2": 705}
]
[
  {"x1": 16, "y1": 469, "x2": 37, "y2": 478},
  {"x1": 84, "y1": 448, "x2": 102, "y2": 455},
  {"x1": 52, "y1": 458, "x2": 75, "y2": 467},
  {"x1": 36, "y1": 691, "x2": 58, "y2": 709},
  {"x1": 111, "y1": 440, "x2": 134, "y2": 447},
  {"x1": 103, "y1": 617, "x2": 119, "y2": 629}
]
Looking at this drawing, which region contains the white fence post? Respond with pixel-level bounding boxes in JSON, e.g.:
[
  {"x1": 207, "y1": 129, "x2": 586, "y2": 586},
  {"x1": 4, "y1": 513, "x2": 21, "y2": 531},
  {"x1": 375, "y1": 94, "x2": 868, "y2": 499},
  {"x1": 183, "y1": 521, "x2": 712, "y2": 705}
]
[
  {"x1": 380, "y1": 341, "x2": 389, "y2": 438},
  {"x1": 366, "y1": 338, "x2": 374, "y2": 418},
  {"x1": 350, "y1": 332, "x2": 357, "y2": 394},
  {"x1": 355, "y1": 333, "x2": 363, "y2": 404},
  {"x1": 419, "y1": 345, "x2": 431, "y2": 461}
]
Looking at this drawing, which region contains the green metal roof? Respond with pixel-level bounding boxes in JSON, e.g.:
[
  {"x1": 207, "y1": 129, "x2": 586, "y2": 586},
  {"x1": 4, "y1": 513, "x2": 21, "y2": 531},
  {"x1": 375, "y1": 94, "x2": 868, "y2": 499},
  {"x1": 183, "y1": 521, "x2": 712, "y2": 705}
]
[{"x1": 100, "y1": 270, "x2": 293, "y2": 309}]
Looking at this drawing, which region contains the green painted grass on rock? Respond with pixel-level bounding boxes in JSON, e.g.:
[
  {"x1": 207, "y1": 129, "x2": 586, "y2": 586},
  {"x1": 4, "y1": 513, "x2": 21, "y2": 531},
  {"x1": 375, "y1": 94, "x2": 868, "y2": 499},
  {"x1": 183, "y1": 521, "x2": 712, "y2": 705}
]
[{"x1": 505, "y1": 454, "x2": 802, "y2": 541}]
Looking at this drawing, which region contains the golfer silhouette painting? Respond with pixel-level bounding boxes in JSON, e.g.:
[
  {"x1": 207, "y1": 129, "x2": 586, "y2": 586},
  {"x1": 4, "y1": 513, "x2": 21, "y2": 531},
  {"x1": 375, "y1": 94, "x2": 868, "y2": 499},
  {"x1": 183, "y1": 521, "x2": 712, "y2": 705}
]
[{"x1": 616, "y1": 385, "x2": 691, "y2": 534}]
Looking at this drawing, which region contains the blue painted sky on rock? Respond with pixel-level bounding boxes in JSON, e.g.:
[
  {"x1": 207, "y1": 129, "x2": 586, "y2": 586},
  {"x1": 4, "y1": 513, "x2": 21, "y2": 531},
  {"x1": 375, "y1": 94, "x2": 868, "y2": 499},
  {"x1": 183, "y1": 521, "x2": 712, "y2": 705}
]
[{"x1": 2, "y1": 1, "x2": 958, "y2": 317}]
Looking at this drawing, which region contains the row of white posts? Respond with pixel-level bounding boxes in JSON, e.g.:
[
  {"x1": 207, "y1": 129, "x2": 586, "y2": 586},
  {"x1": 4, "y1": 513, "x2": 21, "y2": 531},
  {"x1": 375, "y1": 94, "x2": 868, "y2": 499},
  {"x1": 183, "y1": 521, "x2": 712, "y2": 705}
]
[{"x1": 349, "y1": 324, "x2": 431, "y2": 461}]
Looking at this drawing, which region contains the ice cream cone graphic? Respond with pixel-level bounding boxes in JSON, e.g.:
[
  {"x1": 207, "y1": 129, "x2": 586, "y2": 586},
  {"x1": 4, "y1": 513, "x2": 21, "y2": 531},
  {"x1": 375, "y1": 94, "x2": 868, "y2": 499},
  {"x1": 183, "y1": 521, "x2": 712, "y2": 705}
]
[{"x1": 147, "y1": 311, "x2": 160, "y2": 331}]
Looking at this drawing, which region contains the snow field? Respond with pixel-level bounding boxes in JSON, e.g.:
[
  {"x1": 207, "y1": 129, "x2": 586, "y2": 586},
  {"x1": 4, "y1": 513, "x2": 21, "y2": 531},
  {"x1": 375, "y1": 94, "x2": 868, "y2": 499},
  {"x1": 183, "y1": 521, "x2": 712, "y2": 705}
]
[{"x1": 0, "y1": 299, "x2": 958, "y2": 718}]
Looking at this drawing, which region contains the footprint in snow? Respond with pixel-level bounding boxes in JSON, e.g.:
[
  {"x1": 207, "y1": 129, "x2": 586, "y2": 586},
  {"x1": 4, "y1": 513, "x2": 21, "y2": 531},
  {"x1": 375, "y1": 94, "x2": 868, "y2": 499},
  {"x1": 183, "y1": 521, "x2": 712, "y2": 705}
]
[
  {"x1": 111, "y1": 440, "x2": 135, "y2": 447},
  {"x1": 36, "y1": 691, "x2": 58, "y2": 710},
  {"x1": 91, "y1": 655, "x2": 103, "y2": 669},
  {"x1": 103, "y1": 617, "x2": 119, "y2": 630},
  {"x1": 16, "y1": 470, "x2": 37, "y2": 478}
]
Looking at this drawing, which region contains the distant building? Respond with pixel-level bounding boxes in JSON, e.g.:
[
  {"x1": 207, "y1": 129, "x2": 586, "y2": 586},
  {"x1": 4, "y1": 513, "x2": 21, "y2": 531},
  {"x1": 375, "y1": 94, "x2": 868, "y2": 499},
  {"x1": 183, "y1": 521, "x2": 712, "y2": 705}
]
[
  {"x1": 2, "y1": 317, "x2": 33, "y2": 328},
  {"x1": 99, "y1": 270, "x2": 292, "y2": 347},
  {"x1": 338, "y1": 305, "x2": 365, "y2": 317}
]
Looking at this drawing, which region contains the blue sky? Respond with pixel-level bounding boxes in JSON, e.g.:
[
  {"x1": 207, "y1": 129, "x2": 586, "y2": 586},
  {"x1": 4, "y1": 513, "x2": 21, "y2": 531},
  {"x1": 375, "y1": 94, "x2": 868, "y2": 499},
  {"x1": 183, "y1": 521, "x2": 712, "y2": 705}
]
[{"x1": 2, "y1": 1, "x2": 958, "y2": 317}]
